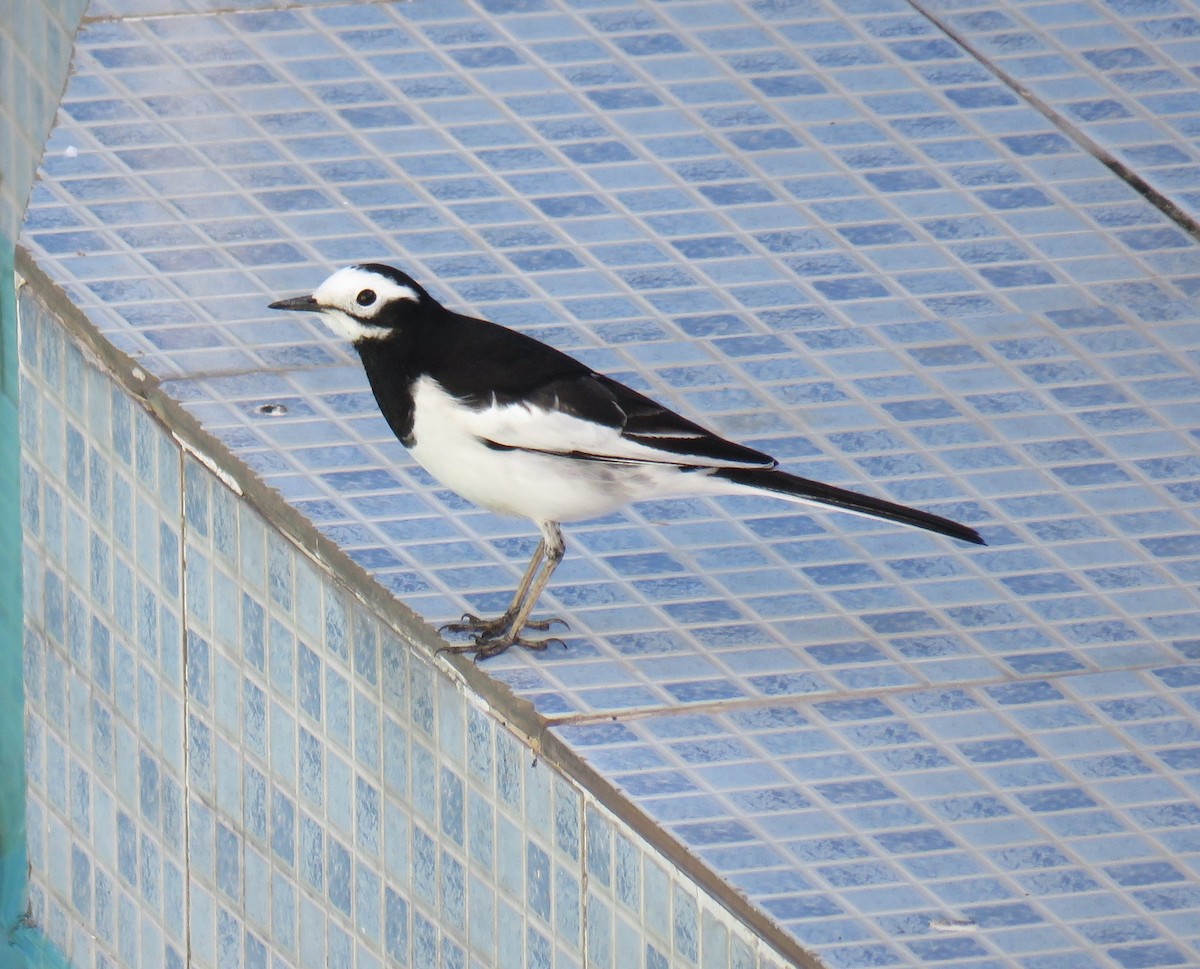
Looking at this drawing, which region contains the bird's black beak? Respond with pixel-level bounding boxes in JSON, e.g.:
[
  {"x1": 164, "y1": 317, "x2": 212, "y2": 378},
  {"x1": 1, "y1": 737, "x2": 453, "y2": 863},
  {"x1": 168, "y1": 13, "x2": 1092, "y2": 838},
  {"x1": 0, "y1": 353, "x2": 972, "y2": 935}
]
[{"x1": 269, "y1": 295, "x2": 321, "y2": 312}]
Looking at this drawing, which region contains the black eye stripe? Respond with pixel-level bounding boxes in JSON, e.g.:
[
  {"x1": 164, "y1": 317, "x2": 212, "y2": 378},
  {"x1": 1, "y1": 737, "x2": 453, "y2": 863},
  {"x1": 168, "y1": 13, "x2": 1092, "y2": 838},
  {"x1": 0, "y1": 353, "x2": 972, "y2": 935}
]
[{"x1": 356, "y1": 289, "x2": 376, "y2": 307}]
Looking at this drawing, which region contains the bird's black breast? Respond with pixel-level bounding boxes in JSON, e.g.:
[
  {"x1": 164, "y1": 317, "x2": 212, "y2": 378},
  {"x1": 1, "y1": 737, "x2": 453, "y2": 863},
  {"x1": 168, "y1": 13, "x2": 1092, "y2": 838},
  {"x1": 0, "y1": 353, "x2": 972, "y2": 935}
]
[{"x1": 356, "y1": 341, "x2": 420, "y2": 447}]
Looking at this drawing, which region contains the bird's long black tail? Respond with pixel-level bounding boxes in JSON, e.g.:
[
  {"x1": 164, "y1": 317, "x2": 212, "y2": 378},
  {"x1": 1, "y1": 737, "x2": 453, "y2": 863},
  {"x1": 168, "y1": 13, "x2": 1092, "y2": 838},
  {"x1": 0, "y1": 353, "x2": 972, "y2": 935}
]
[{"x1": 713, "y1": 467, "x2": 986, "y2": 546}]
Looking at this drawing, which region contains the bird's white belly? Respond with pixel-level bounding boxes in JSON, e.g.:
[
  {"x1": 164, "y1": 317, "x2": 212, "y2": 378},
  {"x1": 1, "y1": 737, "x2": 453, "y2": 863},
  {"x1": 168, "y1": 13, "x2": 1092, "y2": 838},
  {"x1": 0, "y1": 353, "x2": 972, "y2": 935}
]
[
  {"x1": 411, "y1": 435, "x2": 642, "y2": 523},
  {"x1": 407, "y1": 376, "x2": 677, "y2": 523}
]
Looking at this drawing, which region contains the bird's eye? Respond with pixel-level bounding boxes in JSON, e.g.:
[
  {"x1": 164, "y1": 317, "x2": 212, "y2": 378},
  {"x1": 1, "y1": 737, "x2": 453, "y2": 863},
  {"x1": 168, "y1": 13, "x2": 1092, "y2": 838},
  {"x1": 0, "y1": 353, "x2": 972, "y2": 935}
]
[{"x1": 356, "y1": 289, "x2": 376, "y2": 307}]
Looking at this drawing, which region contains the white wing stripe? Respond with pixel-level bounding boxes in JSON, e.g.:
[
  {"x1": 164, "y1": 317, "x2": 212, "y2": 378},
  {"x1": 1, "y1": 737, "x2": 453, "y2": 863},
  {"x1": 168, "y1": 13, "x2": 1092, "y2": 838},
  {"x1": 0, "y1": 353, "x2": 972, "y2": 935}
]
[
  {"x1": 629, "y1": 429, "x2": 706, "y2": 439},
  {"x1": 413, "y1": 377, "x2": 765, "y2": 469}
]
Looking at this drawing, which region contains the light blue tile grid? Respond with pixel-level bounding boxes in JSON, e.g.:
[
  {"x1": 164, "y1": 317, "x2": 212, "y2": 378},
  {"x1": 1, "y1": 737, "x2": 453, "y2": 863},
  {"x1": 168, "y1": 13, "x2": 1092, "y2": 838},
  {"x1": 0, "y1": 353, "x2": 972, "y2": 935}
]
[
  {"x1": 19, "y1": 285, "x2": 791, "y2": 969},
  {"x1": 917, "y1": 0, "x2": 1200, "y2": 225},
  {"x1": 557, "y1": 670, "x2": 1200, "y2": 968},
  {"x1": 17, "y1": 0, "x2": 1200, "y2": 966},
  {"x1": 18, "y1": 283, "x2": 190, "y2": 967}
]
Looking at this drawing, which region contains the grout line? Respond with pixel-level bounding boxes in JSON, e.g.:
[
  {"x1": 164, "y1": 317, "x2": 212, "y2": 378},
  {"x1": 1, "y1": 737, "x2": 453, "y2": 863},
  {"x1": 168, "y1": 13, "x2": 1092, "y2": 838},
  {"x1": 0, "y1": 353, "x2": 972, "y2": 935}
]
[
  {"x1": 539, "y1": 653, "x2": 1184, "y2": 728},
  {"x1": 176, "y1": 431, "x2": 195, "y2": 969},
  {"x1": 80, "y1": 0, "x2": 409, "y2": 23}
]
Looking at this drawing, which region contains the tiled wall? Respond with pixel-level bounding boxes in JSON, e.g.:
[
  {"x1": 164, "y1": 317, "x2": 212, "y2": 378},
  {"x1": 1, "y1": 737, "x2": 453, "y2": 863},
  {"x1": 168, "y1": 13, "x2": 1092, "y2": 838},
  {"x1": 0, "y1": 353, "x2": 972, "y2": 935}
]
[{"x1": 19, "y1": 277, "x2": 798, "y2": 969}]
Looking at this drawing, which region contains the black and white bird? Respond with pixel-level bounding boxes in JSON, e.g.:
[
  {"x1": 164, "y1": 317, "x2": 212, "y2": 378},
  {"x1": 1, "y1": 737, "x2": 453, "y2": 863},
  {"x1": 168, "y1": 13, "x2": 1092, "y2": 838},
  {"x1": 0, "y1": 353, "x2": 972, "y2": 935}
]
[{"x1": 271, "y1": 264, "x2": 985, "y2": 659}]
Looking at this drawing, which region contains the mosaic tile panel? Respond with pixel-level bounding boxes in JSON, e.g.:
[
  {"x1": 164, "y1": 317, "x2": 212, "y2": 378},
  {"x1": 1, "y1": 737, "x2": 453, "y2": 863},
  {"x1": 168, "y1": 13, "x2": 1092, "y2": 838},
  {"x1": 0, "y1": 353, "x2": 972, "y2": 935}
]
[
  {"x1": 19, "y1": 278, "x2": 798, "y2": 968},
  {"x1": 556, "y1": 670, "x2": 1200, "y2": 968},
  {"x1": 19, "y1": 281, "x2": 189, "y2": 966}
]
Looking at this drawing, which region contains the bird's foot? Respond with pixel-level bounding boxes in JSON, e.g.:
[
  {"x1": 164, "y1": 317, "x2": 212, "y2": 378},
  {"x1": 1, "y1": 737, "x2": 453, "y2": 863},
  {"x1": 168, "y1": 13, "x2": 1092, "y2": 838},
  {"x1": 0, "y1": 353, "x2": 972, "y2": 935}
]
[{"x1": 438, "y1": 613, "x2": 568, "y2": 661}]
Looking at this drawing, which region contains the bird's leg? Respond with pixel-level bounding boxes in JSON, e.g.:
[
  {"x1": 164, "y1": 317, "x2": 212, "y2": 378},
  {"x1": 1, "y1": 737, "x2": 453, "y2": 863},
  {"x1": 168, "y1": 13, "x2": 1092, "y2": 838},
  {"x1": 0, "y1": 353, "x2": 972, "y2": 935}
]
[
  {"x1": 439, "y1": 523, "x2": 568, "y2": 659},
  {"x1": 440, "y1": 539, "x2": 545, "y2": 640},
  {"x1": 480, "y1": 524, "x2": 566, "y2": 653}
]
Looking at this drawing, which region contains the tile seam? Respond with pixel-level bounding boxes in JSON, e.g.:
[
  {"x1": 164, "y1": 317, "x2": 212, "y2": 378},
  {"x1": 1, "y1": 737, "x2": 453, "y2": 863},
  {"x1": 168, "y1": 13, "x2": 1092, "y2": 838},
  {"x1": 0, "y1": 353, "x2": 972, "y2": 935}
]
[
  {"x1": 906, "y1": 0, "x2": 1200, "y2": 247},
  {"x1": 539, "y1": 656, "x2": 1197, "y2": 727}
]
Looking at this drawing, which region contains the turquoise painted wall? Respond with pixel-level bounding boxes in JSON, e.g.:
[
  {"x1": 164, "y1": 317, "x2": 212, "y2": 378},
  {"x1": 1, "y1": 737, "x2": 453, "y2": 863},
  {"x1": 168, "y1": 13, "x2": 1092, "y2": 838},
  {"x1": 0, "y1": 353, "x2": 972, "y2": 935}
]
[{"x1": 1, "y1": 240, "x2": 26, "y2": 966}]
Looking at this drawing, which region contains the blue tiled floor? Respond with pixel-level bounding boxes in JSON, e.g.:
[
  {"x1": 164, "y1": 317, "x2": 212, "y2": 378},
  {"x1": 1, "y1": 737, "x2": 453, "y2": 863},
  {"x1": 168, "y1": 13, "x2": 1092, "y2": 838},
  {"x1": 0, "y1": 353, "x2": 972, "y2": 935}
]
[{"x1": 21, "y1": 0, "x2": 1200, "y2": 966}]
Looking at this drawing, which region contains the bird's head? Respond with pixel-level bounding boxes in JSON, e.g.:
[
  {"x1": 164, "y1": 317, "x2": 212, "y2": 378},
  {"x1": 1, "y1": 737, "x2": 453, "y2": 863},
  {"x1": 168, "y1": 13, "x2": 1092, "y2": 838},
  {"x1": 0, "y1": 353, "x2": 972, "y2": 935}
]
[{"x1": 269, "y1": 264, "x2": 431, "y2": 342}]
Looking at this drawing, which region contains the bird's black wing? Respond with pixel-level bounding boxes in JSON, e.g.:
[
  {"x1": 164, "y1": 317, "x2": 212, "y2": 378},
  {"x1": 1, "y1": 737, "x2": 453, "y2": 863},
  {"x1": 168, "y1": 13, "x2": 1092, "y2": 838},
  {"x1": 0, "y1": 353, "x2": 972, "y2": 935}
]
[{"x1": 428, "y1": 313, "x2": 776, "y2": 469}]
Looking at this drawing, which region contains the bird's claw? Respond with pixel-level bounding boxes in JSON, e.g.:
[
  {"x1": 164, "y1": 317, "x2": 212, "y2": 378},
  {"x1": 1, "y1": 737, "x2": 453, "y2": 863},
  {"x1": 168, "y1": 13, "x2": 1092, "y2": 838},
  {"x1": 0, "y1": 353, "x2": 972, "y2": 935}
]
[
  {"x1": 438, "y1": 612, "x2": 500, "y2": 638},
  {"x1": 521, "y1": 616, "x2": 569, "y2": 633},
  {"x1": 438, "y1": 613, "x2": 569, "y2": 660},
  {"x1": 440, "y1": 634, "x2": 566, "y2": 661}
]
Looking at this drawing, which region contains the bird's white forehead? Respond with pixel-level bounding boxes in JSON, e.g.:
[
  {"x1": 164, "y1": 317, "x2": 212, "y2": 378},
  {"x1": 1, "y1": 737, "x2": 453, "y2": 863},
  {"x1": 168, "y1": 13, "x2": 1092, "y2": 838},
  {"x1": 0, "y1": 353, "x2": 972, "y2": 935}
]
[{"x1": 312, "y1": 266, "x2": 419, "y2": 320}]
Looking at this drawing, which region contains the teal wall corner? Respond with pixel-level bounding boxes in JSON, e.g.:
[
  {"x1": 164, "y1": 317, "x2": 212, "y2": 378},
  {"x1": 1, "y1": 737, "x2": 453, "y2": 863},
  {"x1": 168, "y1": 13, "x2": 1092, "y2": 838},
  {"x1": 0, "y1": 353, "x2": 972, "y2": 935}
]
[
  {"x1": 0, "y1": 244, "x2": 30, "y2": 962},
  {"x1": 1, "y1": 244, "x2": 16, "y2": 402},
  {"x1": 1, "y1": 916, "x2": 73, "y2": 969}
]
